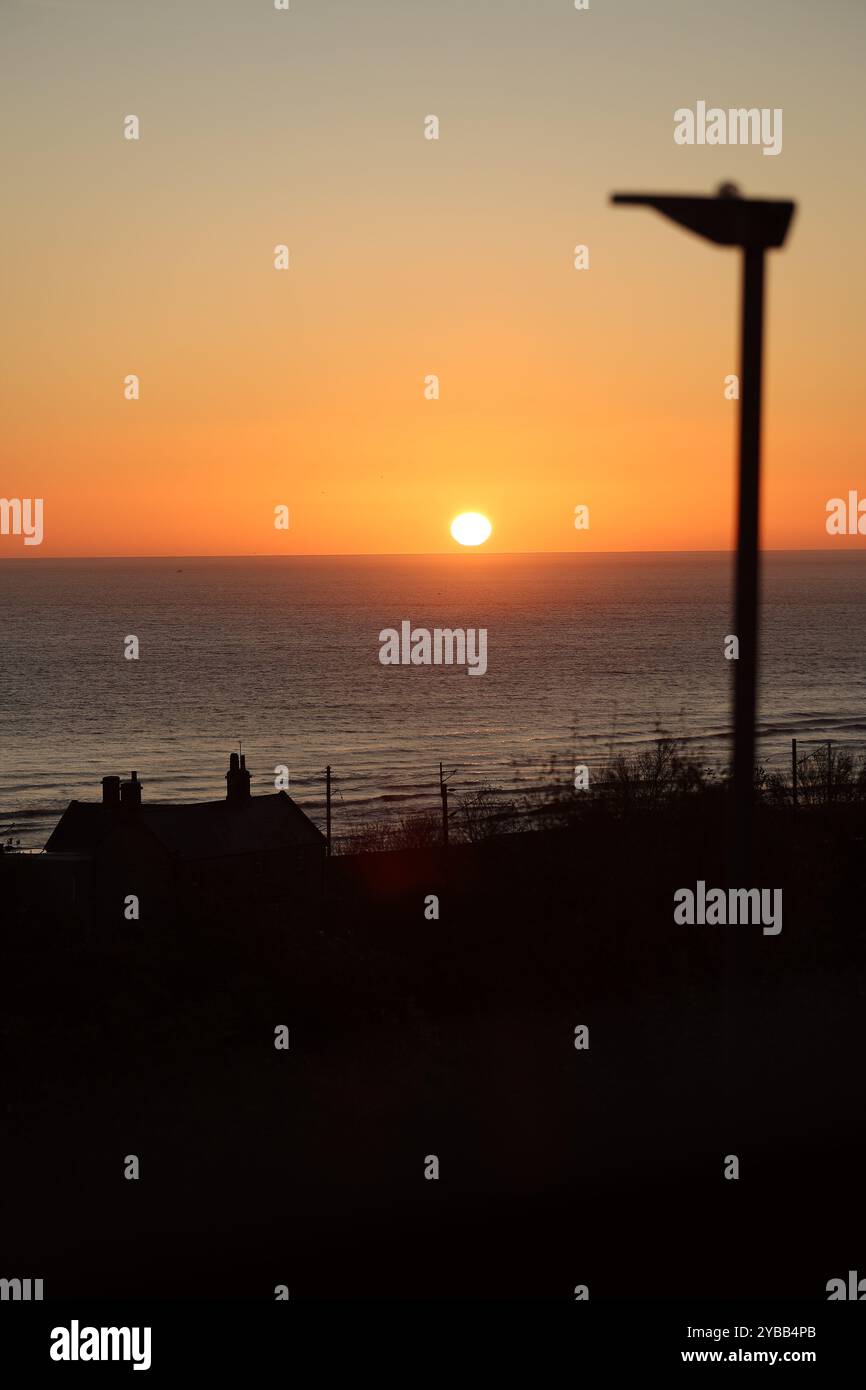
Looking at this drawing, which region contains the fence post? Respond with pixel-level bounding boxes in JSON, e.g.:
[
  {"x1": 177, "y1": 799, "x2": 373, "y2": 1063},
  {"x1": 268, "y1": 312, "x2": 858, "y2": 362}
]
[
  {"x1": 439, "y1": 762, "x2": 449, "y2": 848},
  {"x1": 326, "y1": 765, "x2": 332, "y2": 857},
  {"x1": 791, "y1": 738, "x2": 798, "y2": 811}
]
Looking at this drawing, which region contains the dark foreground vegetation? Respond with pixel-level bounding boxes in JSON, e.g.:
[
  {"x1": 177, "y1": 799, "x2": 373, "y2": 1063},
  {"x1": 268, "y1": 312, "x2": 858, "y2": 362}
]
[
  {"x1": 338, "y1": 736, "x2": 866, "y2": 851},
  {"x1": 3, "y1": 743, "x2": 865, "y2": 1298}
]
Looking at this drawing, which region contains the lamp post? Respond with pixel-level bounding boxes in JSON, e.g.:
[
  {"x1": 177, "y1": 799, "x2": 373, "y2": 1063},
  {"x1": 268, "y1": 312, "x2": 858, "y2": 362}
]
[{"x1": 611, "y1": 185, "x2": 795, "y2": 877}]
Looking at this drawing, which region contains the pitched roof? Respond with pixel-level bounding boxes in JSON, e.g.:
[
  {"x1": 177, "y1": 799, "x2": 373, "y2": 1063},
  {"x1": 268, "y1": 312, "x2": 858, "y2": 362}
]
[{"x1": 45, "y1": 793, "x2": 324, "y2": 860}]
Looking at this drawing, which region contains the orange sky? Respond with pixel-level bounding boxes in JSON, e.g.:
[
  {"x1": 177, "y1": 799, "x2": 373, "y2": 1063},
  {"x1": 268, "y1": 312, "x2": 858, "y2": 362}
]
[{"x1": 2, "y1": 0, "x2": 864, "y2": 557}]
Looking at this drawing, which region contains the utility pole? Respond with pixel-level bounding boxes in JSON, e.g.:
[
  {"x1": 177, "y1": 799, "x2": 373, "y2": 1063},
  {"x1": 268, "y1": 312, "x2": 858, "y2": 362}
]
[
  {"x1": 791, "y1": 738, "x2": 798, "y2": 812},
  {"x1": 326, "y1": 765, "x2": 332, "y2": 857}
]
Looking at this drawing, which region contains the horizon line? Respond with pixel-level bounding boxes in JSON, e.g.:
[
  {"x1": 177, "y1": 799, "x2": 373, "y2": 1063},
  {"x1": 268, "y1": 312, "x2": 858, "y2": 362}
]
[{"x1": 2, "y1": 547, "x2": 864, "y2": 562}]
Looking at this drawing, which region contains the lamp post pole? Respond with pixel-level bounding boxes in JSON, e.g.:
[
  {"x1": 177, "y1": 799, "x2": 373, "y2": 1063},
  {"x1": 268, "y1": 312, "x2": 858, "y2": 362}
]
[
  {"x1": 732, "y1": 245, "x2": 765, "y2": 876},
  {"x1": 611, "y1": 187, "x2": 794, "y2": 878}
]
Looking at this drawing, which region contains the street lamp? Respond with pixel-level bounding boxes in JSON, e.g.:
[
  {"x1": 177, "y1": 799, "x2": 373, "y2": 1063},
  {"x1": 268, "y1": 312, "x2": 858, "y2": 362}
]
[{"x1": 611, "y1": 185, "x2": 796, "y2": 877}]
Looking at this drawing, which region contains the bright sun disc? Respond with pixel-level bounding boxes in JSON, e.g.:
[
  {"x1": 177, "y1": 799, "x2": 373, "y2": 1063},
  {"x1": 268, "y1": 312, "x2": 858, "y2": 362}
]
[{"x1": 450, "y1": 512, "x2": 492, "y2": 547}]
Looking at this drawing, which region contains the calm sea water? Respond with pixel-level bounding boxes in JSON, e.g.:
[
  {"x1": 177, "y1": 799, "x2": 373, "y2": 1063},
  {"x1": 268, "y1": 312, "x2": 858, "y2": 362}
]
[{"x1": 1, "y1": 553, "x2": 865, "y2": 849}]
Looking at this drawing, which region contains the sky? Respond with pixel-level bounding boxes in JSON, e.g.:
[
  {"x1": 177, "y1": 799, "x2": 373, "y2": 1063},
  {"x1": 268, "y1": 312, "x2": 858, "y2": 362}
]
[{"x1": 1, "y1": 0, "x2": 864, "y2": 556}]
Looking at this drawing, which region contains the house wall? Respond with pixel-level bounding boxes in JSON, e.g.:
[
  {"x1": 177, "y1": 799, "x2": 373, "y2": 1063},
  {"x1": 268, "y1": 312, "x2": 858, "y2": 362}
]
[
  {"x1": 177, "y1": 844, "x2": 325, "y2": 919},
  {"x1": 93, "y1": 824, "x2": 176, "y2": 928}
]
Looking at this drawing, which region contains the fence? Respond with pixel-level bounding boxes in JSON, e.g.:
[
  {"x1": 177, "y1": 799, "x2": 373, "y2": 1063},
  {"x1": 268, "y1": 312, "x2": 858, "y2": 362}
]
[
  {"x1": 322, "y1": 737, "x2": 866, "y2": 852},
  {"x1": 788, "y1": 738, "x2": 866, "y2": 809}
]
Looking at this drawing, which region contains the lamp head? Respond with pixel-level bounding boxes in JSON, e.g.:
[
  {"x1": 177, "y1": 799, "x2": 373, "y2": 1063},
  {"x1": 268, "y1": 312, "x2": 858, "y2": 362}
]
[{"x1": 611, "y1": 186, "x2": 795, "y2": 248}]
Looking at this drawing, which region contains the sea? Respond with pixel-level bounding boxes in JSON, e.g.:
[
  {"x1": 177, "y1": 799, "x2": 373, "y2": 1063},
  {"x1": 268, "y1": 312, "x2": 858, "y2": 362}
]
[{"x1": 1, "y1": 552, "x2": 865, "y2": 850}]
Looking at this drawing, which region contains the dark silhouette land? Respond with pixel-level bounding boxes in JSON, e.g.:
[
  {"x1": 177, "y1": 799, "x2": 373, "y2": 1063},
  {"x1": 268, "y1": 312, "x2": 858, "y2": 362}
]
[{"x1": 2, "y1": 747, "x2": 864, "y2": 1298}]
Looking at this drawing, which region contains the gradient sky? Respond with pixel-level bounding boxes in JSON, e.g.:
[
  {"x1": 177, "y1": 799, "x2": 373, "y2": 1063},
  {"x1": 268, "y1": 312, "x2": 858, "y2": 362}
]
[{"x1": 2, "y1": 0, "x2": 864, "y2": 556}]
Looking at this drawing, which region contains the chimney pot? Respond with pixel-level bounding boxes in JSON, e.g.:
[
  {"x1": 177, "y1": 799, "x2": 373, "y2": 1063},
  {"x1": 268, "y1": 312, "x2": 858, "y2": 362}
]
[
  {"x1": 102, "y1": 775, "x2": 121, "y2": 806},
  {"x1": 226, "y1": 753, "x2": 251, "y2": 804},
  {"x1": 120, "y1": 775, "x2": 142, "y2": 808}
]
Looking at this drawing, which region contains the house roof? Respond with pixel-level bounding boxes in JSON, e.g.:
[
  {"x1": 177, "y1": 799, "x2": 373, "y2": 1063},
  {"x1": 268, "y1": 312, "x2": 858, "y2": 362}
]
[{"x1": 44, "y1": 793, "x2": 324, "y2": 860}]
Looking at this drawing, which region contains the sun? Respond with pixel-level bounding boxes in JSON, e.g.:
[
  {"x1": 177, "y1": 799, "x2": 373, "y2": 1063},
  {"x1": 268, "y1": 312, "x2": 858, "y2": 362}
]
[{"x1": 450, "y1": 512, "x2": 492, "y2": 547}]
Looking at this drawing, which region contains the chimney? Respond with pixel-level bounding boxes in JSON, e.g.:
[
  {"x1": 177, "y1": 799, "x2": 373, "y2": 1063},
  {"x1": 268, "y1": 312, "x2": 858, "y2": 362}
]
[
  {"x1": 120, "y1": 770, "x2": 142, "y2": 808},
  {"x1": 102, "y1": 775, "x2": 121, "y2": 807},
  {"x1": 226, "y1": 752, "x2": 251, "y2": 805}
]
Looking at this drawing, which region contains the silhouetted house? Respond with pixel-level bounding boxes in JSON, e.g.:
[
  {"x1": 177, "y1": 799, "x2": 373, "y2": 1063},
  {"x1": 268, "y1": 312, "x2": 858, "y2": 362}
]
[{"x1": 42, "y1": 757, "x2": 325, "y2": 924}]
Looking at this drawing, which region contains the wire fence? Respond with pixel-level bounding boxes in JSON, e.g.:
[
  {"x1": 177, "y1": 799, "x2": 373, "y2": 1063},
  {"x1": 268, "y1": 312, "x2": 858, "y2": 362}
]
[
  {"x1": 785, "y1": 737, "x2": 866, "y2": 809},
  {"x1": 320, "y1": 736, "x2": 866, "y2": 853}
]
